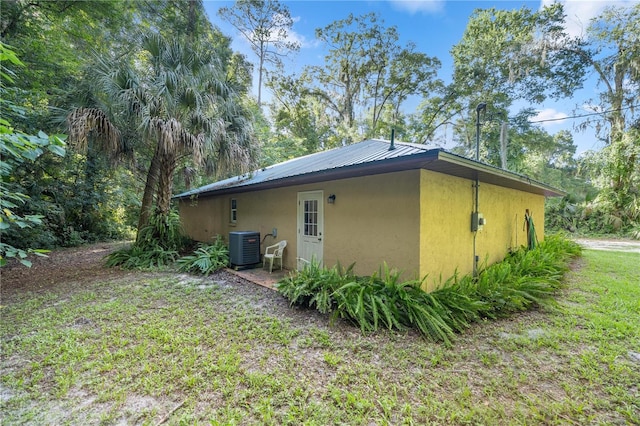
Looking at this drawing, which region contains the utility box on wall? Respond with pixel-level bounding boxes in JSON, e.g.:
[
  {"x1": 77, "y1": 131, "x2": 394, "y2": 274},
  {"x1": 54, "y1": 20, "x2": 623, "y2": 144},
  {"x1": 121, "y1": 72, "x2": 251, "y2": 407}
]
[
  {"x1": 229, "y1": 231, "x2": 260, "y2": 267},
  {"x1": 471, "y1": 212, "x2": 485, "y2": 232}
]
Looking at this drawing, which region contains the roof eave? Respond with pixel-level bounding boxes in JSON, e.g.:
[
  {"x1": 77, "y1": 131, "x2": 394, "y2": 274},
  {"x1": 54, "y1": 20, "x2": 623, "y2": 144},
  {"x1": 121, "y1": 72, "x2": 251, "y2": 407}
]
[
  {"x1": 433, "y1": 151, "x2": 565, "y2": 197},
  {"x1": 174, "y1": 150, "x2": 441, "y2": 199},
  {"x1": 174, "y1": 148, "x2": 565, "y2": 200}
]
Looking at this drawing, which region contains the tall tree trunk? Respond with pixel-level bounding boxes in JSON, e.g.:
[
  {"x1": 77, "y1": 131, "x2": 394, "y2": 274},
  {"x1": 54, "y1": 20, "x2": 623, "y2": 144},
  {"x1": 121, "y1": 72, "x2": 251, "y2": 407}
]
[
  {"x1": 258, "y1": 49, "x2": 264, "y2": 106},
  {"x1": 156, "y1": 153, "x2": 177, "y2": 217},
  {"x1": 80, "y1": 141, "x2": 99, "y2": 230},
  {"x1": 187, "y1": 0, "x2": 197, "y2": 39},
  {"x1": 609, "y1": 57, "x2": 628, "y2": 192},
  {"x1": 136, "y1": 147, "x2": 161, "y2": 241}
]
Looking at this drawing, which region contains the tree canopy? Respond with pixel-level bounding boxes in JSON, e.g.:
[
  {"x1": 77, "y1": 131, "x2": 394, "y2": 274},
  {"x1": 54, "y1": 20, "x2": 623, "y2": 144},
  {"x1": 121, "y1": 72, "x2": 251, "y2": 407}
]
[
  {"x1": 3, "y1": 0, "x2": 639, "y2": 266},
  {"x1": 219, "y1": 0, "x2": 300, "y2": 105}
]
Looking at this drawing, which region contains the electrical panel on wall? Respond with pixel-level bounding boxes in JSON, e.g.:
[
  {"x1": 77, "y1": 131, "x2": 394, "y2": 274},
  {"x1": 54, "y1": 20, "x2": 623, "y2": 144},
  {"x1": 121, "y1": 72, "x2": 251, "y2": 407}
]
[{"x1": 471, "y1": 212, "x2": 486, "y2": 232}]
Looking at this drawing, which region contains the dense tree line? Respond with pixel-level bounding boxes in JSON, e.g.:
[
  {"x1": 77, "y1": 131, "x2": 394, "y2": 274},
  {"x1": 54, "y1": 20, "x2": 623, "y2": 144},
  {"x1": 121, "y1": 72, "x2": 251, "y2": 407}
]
[
  {"x1": 1, "y1": 0, "x2": 259, "y2": 264},
  {"x1": 262, "y1": 2, "x2": 639, "y2": 237},
  {"x1": 1, "y1": 0, "x2": 638, "y2": 266}
]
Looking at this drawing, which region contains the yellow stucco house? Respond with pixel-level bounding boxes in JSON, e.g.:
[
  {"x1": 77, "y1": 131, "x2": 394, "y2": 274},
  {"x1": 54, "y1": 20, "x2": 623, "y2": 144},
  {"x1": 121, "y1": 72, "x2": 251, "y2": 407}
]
[{"x1": 175, "y1": 139, "x2": 562, "y2": 290}]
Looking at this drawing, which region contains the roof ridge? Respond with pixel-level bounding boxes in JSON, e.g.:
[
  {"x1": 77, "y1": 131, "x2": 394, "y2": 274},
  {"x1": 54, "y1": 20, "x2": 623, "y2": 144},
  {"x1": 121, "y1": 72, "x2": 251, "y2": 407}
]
[{"x1": 174, "y1": 138, "x2": 562, "y2": 199}]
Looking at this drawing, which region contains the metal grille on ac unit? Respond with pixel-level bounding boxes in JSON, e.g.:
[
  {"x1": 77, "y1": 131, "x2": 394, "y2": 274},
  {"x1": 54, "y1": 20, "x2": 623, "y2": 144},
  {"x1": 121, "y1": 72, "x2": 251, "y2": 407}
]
[{"x1": 229, "y1": 231, "x2": 260, "y2": 267}]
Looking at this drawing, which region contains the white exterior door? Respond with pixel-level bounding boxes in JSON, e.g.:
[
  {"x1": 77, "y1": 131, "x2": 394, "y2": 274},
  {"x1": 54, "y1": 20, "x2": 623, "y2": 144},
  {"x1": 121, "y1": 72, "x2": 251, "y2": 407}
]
[{"x1": 297, "y1": 191, "x2": 324, "y2": 269}]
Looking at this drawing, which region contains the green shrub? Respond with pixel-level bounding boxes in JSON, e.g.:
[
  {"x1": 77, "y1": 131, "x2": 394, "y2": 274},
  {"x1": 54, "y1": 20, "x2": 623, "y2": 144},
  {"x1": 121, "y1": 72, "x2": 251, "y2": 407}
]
[
  {"x1": 277, "y1": 235, "x2": 581, "y2": 345},
  {"x1": 177, "y1": 237, "x2": 229, "y2": 275},
  {"x1": 105, "y1": 242, "x2": 179, "y2": 269},
  {"x1": 136, "y1": 209, "x2": 189, "y2": 251},
  {"x1": 105, "y1": 209, "x2": 187, "y2": 269},
  {"x1": 275, "y1": 260, "x2": 354, "y2": 313},
  {"x1": 429, "y1": 280, "x2": 486, "y2": 332}
]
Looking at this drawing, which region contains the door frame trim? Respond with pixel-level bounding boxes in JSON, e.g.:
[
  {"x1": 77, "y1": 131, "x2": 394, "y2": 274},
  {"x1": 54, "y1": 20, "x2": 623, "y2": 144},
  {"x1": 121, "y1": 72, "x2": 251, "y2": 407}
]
[{"x1": 296, "y1": 190, "x2": 324, "y2": 269}]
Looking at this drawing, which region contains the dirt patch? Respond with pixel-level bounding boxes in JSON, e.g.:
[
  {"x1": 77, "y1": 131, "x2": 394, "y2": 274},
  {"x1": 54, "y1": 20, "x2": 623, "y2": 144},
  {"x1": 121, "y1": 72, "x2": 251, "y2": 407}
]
[
  {"x1": 0, "y1": 241, "x2": 330, "y2": 327},
  {"x1": 1, "y1": 242, "x2": 131, "y2": 302},
  {"x1": 574, "y1": 238, "x2": 640, "y2": 253}
]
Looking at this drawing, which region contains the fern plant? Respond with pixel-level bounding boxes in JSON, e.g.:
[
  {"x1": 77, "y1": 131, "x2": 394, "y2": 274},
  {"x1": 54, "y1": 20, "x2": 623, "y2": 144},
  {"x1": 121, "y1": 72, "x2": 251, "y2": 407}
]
[
  {"x1": 105, "y1": 208, "x2": 187, "y2": 269},
  {"x1": 105, "y1": 242, "x2": 179, "y2": 269},
  {"x1": 137, "y1": 208, "x2": 188, "y2": 251},
  {"x1": 275, "y1": 260, "x2": 355, "y2": 313},
  {"x1": 177, "y1": 237, "x2": 229, "y2": 275},
  {"x1": 276, "y1": 235, "x2": 582, "y2": 345}
]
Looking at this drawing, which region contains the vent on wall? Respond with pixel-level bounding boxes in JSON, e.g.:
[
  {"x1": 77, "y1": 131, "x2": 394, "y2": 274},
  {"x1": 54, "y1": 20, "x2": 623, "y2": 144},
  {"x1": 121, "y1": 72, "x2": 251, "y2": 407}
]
[{"x1": 229, "y1": 231, "x2": 261, "y2": 267}]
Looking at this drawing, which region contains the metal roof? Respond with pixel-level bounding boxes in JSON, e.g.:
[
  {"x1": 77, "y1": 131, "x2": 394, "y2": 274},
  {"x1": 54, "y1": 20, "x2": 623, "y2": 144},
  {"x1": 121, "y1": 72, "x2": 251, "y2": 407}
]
[{"x1": 174, "y1": 139, "x2": 564, "y2": 199}]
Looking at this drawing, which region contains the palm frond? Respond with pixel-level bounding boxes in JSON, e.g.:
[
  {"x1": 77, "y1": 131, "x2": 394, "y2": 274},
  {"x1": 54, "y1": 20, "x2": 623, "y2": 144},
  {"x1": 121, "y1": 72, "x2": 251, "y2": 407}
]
[{"x1": 66, "y1": 107, "x2": 121, "y2": 159}]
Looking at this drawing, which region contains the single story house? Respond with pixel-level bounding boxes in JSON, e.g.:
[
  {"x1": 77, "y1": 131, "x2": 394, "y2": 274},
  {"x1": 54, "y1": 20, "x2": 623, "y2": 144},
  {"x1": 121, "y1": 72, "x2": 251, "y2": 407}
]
[{"x1": 175, "y1": 139, "x2": 562, "y2": 290}]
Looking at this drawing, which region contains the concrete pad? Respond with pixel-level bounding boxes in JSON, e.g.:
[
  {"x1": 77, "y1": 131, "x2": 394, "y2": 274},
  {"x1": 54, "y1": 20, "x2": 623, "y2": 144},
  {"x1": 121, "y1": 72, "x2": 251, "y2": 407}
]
[{"x1": 226, "y1": 267, "x2": 290, "y2": 290}]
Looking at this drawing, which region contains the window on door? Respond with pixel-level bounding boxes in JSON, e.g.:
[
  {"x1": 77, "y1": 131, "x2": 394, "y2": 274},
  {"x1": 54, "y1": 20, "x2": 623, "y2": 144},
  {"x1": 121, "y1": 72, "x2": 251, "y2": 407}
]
[{"x1": 303, "y1": 199, "x2": 318, "y2": 236}]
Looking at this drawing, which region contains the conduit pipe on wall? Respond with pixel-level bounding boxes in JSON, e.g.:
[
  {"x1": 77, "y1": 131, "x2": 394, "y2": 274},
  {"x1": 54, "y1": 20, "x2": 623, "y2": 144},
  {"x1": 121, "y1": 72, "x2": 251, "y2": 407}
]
[
  {"x1": 473, "y1": 179, "x2": 479, "y2": 277},
  {"x1": 473, "y1": 102, "x2": 486, "y2": 277}
]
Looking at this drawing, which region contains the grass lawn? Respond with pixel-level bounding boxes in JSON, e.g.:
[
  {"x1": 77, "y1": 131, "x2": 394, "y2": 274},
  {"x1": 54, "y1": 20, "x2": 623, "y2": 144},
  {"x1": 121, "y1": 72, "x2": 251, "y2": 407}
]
[{"x1": 1, "y1": 249, "x2": 638, "y2": 425}]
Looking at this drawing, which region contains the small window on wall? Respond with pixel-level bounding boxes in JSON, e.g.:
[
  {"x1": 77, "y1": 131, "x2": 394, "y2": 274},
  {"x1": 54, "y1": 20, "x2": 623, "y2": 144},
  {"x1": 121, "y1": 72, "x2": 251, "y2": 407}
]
[{"x1": 230, "y1": 198, "x2": 237, "y2": 223}]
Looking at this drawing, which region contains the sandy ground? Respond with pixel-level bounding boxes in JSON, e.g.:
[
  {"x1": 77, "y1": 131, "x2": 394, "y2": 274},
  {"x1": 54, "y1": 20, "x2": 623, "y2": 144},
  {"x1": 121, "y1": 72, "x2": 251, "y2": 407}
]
[
  {"x1": 1, "y1": 238, "x2": 636, "y2": 425},
  {"x1": 2, "y1": 237, "x2": 637, "y2": 299},
  {"x1": 1, "y1": 242, "x2": 133, "y2": 301},
  {"x1": 574, "y1": 238, "x2": 640, "y2": 253}
]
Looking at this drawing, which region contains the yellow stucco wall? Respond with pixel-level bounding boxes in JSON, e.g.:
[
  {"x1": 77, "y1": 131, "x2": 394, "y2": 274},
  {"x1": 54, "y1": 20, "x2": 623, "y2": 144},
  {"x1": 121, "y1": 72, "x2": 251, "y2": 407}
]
[
  {"x1": 419, "y1": 169, "x2": 546, "y2": 290},
  {"x1": 419, "y1": 170, "x2": 475, "y2": 289},
  {"x1": 474, "y1": 182, "x2": 545, "y2": 268},
  {"x1": 179, "y1": 187, "x2": 299, "y2": 267},
  {"x1": 178, "y1": 170, "x2": 421, "y2": 276},
  {"x1": 180, "y1": 169, "x2": 547, "y2": 287},
  {"x1": 322, "y1": 170, "x2": 420, "y2": 277},
  {"x1": 179, "y1": 196, "x2": 226, "y2": 243}
]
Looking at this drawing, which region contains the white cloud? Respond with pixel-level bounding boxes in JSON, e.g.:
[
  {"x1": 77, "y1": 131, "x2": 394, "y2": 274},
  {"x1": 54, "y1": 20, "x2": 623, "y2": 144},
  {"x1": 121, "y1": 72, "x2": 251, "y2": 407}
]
[
  {"x1": 238, "y1": 14, "x2": 315, "y2": 53},
  {"x1": 539, "y1": 0, "x2": 638, "y2": 38},
  {"x1": 287, "y1": 29, "x2": 320, "y2": 50},
  {"x1": 271, "y1": 14, "x2": 310, "y2": 49},
  {"x1": 388, "y1": 0, "x2": 445, "y2": 15},
  {"x1": 530, "y1": 108, "x2": 569, "y2": 126},
  {"x1": 288, "y1": 15, "x2": 322, "y2": 49}
]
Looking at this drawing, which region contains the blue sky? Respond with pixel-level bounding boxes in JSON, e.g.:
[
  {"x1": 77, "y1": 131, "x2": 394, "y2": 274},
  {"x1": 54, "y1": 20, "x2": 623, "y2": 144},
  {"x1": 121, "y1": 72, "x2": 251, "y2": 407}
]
[{"x1": 202, "y1": 0, "x2": 637, "y2": 154}]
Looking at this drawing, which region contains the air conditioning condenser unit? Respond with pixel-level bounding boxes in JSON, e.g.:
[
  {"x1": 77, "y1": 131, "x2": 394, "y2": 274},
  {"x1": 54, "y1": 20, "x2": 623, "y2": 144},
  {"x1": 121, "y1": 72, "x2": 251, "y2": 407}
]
[{"x1": 229, "y1": 231, "x2": 260, "y2": 268}]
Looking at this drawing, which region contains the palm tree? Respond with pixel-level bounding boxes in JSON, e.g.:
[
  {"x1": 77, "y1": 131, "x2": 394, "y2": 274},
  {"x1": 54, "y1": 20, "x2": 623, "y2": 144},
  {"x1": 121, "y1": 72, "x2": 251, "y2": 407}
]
[{"x1": 68, "y1": 33, "x2": 257, "y2": 243}]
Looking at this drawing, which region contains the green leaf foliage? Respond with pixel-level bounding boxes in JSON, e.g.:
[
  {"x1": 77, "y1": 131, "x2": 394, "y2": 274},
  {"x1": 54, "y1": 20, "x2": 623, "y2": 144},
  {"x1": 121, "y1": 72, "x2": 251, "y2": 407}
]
[
  {"x1": 104, "y1": 243, "x2": 179, "y2": 270},
  {"x1": 104, "y1": 209, "x2": 187, "y2": 269},
  {"x1": 177, "y1": 237, "x2": 229, "y2": 276},
  {"x1": 277, "y1": 235, "x2": 581, "y2": 345},
  {"x1": 136, "y1": 209, "x2": 188, "y2": 252},
  {"x1": 0, "y1": 42, "x2": 66, "y2": 267}
]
